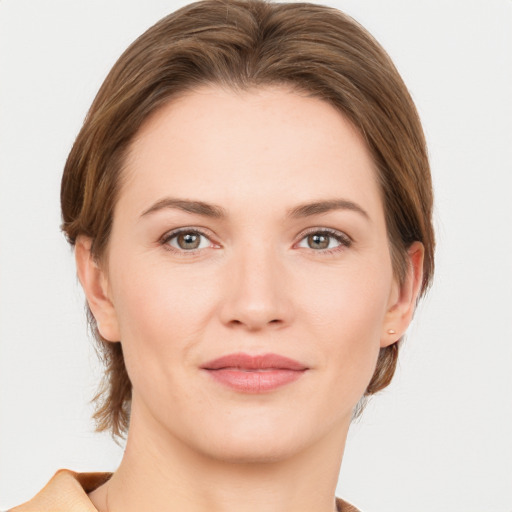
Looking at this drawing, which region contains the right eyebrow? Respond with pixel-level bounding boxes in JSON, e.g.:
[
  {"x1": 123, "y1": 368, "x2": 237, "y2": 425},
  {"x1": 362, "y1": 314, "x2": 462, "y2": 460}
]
[{"x1": 140, "y1": 198, "x2": 227, "y2": 219}]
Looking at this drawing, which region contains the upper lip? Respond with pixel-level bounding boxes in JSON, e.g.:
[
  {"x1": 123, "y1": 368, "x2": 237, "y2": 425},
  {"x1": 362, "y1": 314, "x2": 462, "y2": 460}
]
[{"x1": 201, "y1": 352, "x2": 308, "y2": 371}]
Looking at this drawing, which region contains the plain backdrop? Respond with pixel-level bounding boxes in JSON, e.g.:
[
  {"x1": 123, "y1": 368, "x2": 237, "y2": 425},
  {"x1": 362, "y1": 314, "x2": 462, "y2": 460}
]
[{"x1": 1, "y1": 1, "x2": 511, "y2": 511}]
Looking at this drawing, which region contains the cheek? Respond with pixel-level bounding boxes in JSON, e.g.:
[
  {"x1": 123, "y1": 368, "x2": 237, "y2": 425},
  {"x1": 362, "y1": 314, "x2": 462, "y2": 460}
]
[
  {"x1": 298, "y1": 260, "x2": 392, "y2": 391},
  {"x1": 107, "y1": 257, "x2": 220, "y2": 377},
  {"x1": 300, "y1": 258, "x2": 392, "y2": 339}
]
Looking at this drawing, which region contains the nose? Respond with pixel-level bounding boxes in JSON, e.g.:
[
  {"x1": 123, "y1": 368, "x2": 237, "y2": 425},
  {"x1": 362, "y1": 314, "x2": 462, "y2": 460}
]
[{"x1": 218, "y1": 243, "x2": 294, "y2": 331}]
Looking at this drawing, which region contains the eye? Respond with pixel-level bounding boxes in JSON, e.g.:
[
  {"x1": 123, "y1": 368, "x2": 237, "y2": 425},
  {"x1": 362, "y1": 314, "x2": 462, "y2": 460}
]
[
  {"x1": 162, "y1": 229, "x2": 213, "y2": 252},
  {"x1": 296, "y1": 229, "x2": 351, "y2": 252}
]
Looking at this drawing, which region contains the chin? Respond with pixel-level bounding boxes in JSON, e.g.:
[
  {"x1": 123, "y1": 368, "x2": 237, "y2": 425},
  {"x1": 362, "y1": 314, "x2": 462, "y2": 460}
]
[
  {"x1": 202, "y1": 434, "x2": 303, "y2": 465},
  {"x1": 187, "y1": 412, "x2": 333, "y2": 466}
]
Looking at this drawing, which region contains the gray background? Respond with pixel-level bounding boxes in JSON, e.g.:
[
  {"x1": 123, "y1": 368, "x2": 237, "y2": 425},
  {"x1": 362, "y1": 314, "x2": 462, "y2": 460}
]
[{"x1": 1, "y1": 0, "x2": 511, "y2": 510}]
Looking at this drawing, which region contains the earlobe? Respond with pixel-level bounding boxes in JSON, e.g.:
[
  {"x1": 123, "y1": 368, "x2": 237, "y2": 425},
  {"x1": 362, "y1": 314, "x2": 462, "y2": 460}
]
[
  {"x1": 75, "y1": 236, "x2": 120, "y2": 342},
  {"x1": 381, "y1": 241, "x2": 424, "y2": 347}
]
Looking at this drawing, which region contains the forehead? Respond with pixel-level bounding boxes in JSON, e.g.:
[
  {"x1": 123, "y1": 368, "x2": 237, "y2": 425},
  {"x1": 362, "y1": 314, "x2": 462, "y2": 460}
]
[{"x1": 120, "y1": 84, "x2": 382, "y2": 218}]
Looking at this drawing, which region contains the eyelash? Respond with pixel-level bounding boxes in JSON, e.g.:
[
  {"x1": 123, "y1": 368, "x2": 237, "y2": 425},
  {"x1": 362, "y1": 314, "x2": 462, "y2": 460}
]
[
  {"x1": 160, "y1": 228, "x2": 217, "y2": 256},
  {"x1": 159, "y1": 227, "x2": 352, "y2": 256},
  {"x1": 296, "y1": 228, "x2": 352, "y2": 255}
]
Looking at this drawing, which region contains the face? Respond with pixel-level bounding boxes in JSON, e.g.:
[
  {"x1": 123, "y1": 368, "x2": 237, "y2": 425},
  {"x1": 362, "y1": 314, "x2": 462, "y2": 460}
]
[{"x1": 85, "y1": 85, "x2": 408, "y2": 463}]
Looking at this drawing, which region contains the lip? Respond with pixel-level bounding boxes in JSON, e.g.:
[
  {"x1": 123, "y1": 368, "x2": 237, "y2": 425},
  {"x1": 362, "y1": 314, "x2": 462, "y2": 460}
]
[{"x1": 201, "y1": 352, "x2": 308, "y2": 393}]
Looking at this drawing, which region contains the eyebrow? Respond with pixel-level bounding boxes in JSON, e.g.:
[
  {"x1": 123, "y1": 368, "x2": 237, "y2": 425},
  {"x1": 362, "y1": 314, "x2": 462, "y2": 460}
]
[
  {"x1": 141, "y1": 198, "x2": 227, "y2": 218},
  {"x1": 287, "y1": 199, "x2": 370, "y2": 220},
  {"x1": 140, "y1": 197, "x2": 369, "y2": 220}
]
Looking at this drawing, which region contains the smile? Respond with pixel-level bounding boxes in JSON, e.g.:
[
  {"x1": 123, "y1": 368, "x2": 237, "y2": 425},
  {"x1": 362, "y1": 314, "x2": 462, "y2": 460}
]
[{"x1": 201, "y1": 353, "x2": 308, "y2": 393}]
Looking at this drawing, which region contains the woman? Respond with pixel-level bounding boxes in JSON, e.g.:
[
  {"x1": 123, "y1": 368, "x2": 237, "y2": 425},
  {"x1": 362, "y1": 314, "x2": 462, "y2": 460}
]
[{"x1": 9, "y1": 0, "x2": 434, "y2": 511}]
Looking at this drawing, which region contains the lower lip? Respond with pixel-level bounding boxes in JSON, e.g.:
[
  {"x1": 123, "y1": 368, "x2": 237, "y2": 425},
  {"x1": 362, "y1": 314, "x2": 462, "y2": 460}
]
[{"x1": 204, "y1": 368, "x2": 306, "y2": 393}]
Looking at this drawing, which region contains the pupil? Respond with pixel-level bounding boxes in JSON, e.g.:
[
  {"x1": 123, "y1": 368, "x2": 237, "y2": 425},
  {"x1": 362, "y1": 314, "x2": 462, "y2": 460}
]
[
  {"x1": 178, "y1": 232, "x2": 200, "y2": 249},
  {"x1": 309, "y1": 233, "x2": 329, "y2": 249}
]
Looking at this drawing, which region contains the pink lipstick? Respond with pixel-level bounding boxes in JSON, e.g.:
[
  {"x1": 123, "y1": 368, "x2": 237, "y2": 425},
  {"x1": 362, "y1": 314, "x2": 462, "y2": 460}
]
[{"x1": 201, "y1": 353, "x2": 308, "y2": 393}]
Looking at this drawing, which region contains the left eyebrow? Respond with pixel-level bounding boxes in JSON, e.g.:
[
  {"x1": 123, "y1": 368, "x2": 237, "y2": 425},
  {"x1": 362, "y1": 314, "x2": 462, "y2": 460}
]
[{"x1": 286, "y1": 199, "x2": 370, "y2": 220}]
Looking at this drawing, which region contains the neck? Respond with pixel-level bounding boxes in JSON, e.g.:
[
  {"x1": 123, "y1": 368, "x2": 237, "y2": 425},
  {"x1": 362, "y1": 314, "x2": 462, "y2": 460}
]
[{"x1": 90, "y1": 404, "x2": 350, "y2": 512}]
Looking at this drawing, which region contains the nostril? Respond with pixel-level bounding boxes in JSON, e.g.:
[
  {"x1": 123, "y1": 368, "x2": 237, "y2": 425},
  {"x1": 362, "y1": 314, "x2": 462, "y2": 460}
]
[{"x1": 227, "y1": 318, "x2": 283, "y2": 329}]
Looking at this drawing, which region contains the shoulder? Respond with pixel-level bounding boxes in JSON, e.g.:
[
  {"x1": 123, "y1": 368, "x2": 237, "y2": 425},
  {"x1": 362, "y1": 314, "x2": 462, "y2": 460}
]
[
  {"x1": 336, "y1": 496, "x2": 362, "y2": 512},
  {"x1": 7, "y1": 469, "x2": 111, "y2": 512}
]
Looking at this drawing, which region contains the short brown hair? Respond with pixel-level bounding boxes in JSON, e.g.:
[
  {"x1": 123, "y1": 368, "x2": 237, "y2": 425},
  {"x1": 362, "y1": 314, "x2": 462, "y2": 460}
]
[{"x1": 61, "y1": 0, "x2": 434, "y2": 438}]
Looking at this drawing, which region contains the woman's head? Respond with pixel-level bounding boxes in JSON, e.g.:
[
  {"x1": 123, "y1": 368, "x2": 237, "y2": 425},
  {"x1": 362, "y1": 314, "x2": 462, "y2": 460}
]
[{"x1": 62, "y1": 0, "x2": 434, "y2": 439}]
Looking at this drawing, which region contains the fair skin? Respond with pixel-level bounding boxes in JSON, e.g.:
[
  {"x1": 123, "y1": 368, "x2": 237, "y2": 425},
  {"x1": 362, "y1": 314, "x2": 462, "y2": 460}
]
[{"x1": 77, "y1": 85, "x2": 424, "y2": 512}]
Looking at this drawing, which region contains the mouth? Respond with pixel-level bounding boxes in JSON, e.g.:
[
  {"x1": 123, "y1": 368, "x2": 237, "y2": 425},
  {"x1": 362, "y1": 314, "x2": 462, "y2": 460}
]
[{"x1": 200, "y1": 352, "x2": 308, "y2": 393}]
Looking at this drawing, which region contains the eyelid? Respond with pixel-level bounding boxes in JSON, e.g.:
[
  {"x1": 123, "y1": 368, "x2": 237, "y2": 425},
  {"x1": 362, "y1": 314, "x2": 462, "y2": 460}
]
[
  {"x1": 295, "y1": 227, "x2": 352, "y2": 252},
  {"x1": 298, "y1": 226, "x2": 352, "y2": 240},
  {"x1": 159, "y1": 227, "x2": 220, "y2": 253}
]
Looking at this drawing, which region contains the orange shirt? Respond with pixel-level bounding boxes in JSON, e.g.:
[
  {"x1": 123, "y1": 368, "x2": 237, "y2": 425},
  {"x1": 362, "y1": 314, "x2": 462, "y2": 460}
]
[{"x1": 8, "y1": 469, "x2": 360, "y2": 512}]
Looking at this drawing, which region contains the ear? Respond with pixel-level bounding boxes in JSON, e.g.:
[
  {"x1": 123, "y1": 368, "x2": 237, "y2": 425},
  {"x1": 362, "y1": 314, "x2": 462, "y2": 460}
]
[
  {"x1": 381, "y1": 241, "x2": 424, "y2": 348},
  {"x1": 75, "y1": 236, "x2": 120, "y2": 342}
]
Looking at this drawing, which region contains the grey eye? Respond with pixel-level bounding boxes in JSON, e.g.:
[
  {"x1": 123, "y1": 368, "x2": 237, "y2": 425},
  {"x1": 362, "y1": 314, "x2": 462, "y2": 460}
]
[
  {"x1": 297, "y1": 230, "x2": 350, "y2": 251},
  {"x1": 167, "y1": 231, "x2": 210, "y2": 251},
  {"x1": 307, "y1": 233, "x2": 331, "y2": 250}
]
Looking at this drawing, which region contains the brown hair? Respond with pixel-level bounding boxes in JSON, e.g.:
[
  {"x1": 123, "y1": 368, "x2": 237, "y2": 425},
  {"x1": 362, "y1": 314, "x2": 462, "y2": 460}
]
[{"x1": 61, "y1": 0, "x2": 434, "y2": 438}]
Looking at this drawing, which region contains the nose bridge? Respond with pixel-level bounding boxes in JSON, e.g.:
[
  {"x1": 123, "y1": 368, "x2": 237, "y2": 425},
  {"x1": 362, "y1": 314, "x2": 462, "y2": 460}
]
[{"x1": 220, "y1": 237, "x2": 291, "y2": 330}]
